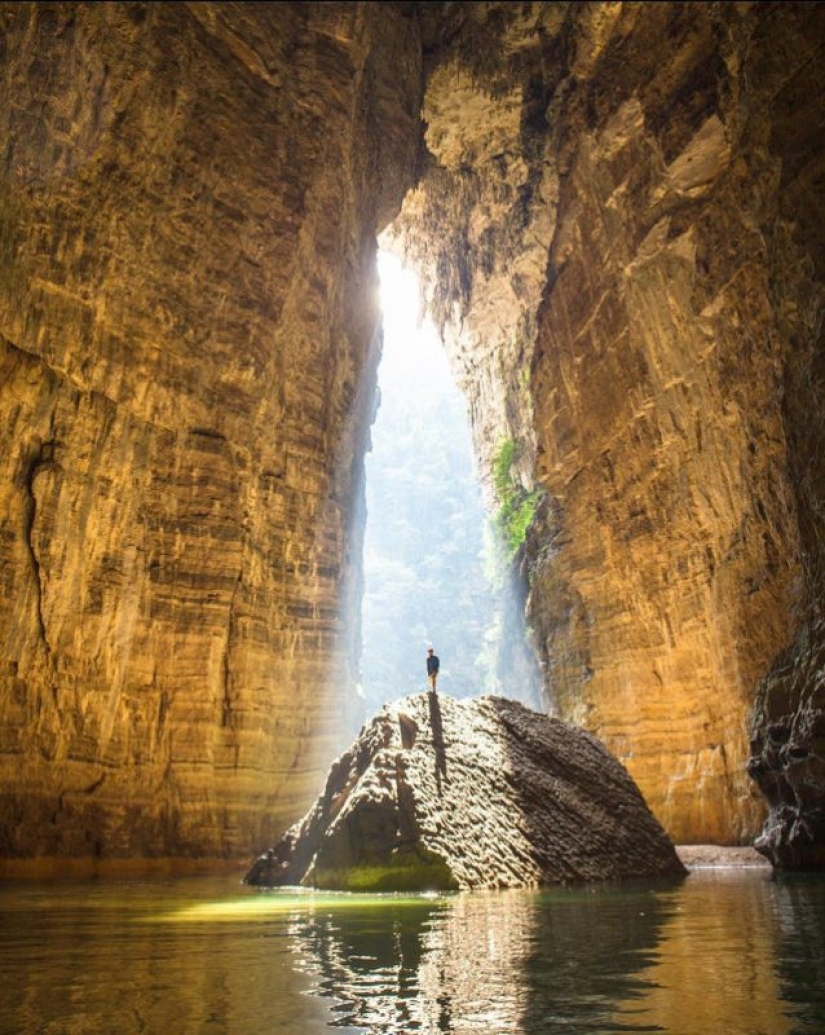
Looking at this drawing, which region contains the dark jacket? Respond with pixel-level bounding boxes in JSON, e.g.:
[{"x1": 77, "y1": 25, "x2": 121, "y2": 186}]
[{"x1": 427, "y1": 654, "x2": 440, "y2": 676}]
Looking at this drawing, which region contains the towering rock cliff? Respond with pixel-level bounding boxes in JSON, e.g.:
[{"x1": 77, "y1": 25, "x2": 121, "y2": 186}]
[
  {"x1": 1, "y1": 1, "x2": 824, "y2": 866},
  {"x1": 0, "y1": 1, "x2": 421, "y2": 862},
  {"x1": 394, "y1": 1, "x2": 825, "y2": 846}
]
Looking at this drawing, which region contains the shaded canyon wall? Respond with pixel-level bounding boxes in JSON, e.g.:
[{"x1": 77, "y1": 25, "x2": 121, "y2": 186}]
[
  {"x1": 395, "y1": 1, "x2": 825, "y2": 845},
  {"x1": 0, "y1": 1, "x2": 421, "y2": 862}
]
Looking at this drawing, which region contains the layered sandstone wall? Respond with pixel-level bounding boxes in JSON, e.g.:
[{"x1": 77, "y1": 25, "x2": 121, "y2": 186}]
[
  {"x1": 395, "y1": 1, "x2": 825, "y2": 844},
  {"x1": 0, "y1": 1, "x2": 421, "y2": 862}
]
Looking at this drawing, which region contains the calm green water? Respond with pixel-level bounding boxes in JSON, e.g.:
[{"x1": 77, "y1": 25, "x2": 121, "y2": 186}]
[{"x1": 1, "y1": 868, "x2": 823, "y2": 1034}]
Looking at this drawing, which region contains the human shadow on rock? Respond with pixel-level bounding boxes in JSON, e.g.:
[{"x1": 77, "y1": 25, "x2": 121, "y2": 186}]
[{"x1": 428, "y1": 689, "x2": 448, "y2": 794}]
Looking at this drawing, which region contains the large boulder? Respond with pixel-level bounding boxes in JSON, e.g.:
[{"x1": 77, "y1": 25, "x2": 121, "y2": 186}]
[{"x1": 245, "y1": 693, "x2": 686, "y2": 890}]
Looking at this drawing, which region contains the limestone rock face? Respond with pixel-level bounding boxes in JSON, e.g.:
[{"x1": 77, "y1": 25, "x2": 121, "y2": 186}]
[
  {"x1": 0, "y1": 2, "x2": 421, "y2": 861},
  {"x1": 393, "y1": 2, "x2": 825, "y2": 845},
  {"x1": 245, "y1": 692, "x2": 686, "y2": 890}
]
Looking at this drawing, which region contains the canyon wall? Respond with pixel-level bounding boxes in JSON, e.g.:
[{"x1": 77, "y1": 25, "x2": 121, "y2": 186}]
[
  {"x1": 397, "y1": 1, "x2": 825, "y2": 844},
  {"x1": 2, "y1": 0, "x2": 823, "y2": 865},
  {"x1": 0, "y1": 1, "x2": 421, "y2": 863}
]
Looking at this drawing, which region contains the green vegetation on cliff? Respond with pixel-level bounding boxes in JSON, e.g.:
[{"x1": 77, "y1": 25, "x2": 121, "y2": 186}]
[{"x1": 493, "y1": 437, "x2": 542, "y2": 559}]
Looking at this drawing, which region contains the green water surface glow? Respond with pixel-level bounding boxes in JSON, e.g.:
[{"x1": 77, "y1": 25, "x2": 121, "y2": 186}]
[
  {"x1": 2, "y1": 868, "x2": 824, "y2": 1034},
  {"x1": 161, "y1": 887, "x2": 451, "y2": 924}
]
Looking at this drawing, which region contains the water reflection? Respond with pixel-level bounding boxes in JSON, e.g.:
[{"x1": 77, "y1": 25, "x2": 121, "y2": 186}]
[
  {"x1": 2, "y1": 871, "x2": 825, "y2": 1034},
  {"x1": 611, "y1": 871, "x2": 793, "y2": 1035},
  {"x1": 288, "y1": 882, "x2": 680, "y2": 1033},
  {"x1": 772, "y1": 874, "x2": 825, "y2": 1033},
  {"x1": 286, "y1": 873, "x2": 825, "y2": 1035},
  {"x1": 288, "y1": 900, "x2": 445, "y2": 1031},
  {"x1": 0, "y1": 879, "x2": 335, "y2": 1035}
]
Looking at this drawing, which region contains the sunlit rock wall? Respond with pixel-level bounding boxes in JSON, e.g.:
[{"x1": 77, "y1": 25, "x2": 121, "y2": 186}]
[
  {"x1": 396, "y1": 2, "x2": 825, "y2": 844},
  {"x1": 0, "y1": 1, "x2": 421, "y2": 862}
]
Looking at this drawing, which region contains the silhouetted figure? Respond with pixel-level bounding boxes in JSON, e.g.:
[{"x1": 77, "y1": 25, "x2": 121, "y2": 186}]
[{"x1": 426, "y1": 646, "x2": 440, "y2": 693}]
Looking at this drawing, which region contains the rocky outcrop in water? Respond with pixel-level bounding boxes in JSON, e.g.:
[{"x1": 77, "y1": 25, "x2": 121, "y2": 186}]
[{"x1": 245, "y1": 693, "x2": 686, "y2": 890}]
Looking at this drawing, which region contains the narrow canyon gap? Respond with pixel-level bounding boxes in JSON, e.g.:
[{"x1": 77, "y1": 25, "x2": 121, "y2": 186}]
[
  {"x1": 360, "y1": 250, "x2": 542, "y2": 717},
  {"x1": 1, "y1": 2, "x2": 824, "y2": 869}
]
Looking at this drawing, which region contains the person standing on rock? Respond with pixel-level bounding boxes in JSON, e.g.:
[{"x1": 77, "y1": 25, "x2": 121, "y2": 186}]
[{"x1": 426, "y1": 646, "x2": 440, "y2": 693}]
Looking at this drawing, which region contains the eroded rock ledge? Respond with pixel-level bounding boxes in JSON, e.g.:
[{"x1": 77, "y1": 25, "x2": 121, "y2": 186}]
[
  {"x1": 748, "y1": 619, "x2": 825, "y2": 869},
  {"x1": 245, "y1": 693, "x2": 686, "y2": 890}
]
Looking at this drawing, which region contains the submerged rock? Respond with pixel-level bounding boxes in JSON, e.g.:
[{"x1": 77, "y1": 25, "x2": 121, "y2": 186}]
[{"x1": 245, "y1": 694, "x2": 686, "y2": 890}]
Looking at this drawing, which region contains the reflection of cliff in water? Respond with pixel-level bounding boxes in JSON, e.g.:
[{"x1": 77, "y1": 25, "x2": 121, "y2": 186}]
[
  {"x1": 772, "y1": 874, "x2": 825, "y2": 1032},
  {"x1": 286, "y1": 884, "x2": 678, "y2": 1034},
  {"x1": 287, "y1": 900, "x2": 444, "y2": 1032},
  {"x1": 284, "y1": 872, "x2": 825, "y2": 1035}
]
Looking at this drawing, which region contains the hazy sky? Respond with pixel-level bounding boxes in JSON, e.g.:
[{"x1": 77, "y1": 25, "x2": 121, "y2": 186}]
[
  {"x1": 360, "y1": 251, "x2": 493, "y2": 707},
  {"x1": 375, "y1": 250, "x2": 451, "y2": 396},
  {"x1": 360, "y1": 250, "x2": 544, "y2": 714}
]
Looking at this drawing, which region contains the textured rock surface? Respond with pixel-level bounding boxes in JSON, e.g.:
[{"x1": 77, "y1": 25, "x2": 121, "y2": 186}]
[
  {"x1": 245, "y1": 692, "x2": 686, "y2": 890},
  {"x1": 0, "y1": 1, "x2": 421, "y2": 861},
  {"x1": 393, "y1": 1, "x2": 825, "y2": 845},
  {"x1": 748, "y1": 620, "x2": 825, "y2": 868}
]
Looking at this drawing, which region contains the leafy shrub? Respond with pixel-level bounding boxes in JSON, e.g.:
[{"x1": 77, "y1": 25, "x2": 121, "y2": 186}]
[{"x1": 493, "y1": 437, "x2": 542, "y2": 559}]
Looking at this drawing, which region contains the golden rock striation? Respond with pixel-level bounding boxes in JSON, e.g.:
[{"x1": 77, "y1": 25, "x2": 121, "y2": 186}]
[
  {"x1": 394, "y1": 1, "x2": 825, "y2": 845},
  {"x1": 0, "y1": 1, "x2": 421, "y2": 861}
]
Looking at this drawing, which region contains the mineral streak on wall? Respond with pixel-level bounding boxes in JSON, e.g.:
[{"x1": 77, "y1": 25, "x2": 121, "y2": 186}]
[
  {"x1": 396, "y1": 2, "x2": 825, "y2": 844},
  {"x1": 0, "y1": 1, "x2": 421, "y2": 863}
]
